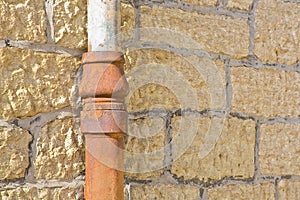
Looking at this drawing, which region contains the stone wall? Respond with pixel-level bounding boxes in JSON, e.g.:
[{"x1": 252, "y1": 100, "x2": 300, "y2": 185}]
[{"x1": 0, "y1": 0, "x2": 299, "y2": 199}]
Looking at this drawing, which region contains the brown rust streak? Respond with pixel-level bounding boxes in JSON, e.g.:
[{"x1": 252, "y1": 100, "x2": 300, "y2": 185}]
[{"x1": 85, "y1": 135, "x2": 124, "y2": 200}]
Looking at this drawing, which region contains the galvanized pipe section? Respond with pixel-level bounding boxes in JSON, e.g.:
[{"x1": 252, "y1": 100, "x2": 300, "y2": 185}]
[
  {"x1": 88, "y1": 0, "x2": 120, "y2": 51},
  {"x1": 80, "y1": 1, "x2": 127, "y2": 199}
]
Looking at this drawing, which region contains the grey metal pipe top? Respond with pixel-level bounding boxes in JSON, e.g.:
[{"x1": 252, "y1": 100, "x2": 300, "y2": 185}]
[{"x1": 88, "y1": 0, "x2": 120, "y2": 51}]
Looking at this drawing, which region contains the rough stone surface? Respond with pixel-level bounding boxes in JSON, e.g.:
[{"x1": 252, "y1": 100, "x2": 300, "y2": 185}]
[
  {"x1": 231, "y1": 67, "x2": 300, "y2": 118},
  {"x1": 0, "y1": 48, "x2": 80, "y2": 120},
  {"x1": 131, "y1": 185, "x2": 200, "y2": 200},
  {"x1": 127, "y1": 83, "x2": 180, "y2": 113},
  {"x1": 0, "y1": 1, "x2": 46, "y2": 43},
  {"x1": 1, "y1": 0, "x2": 300, "y2": 198},
  {"x1": 125, "y1": 49, "x2": 225, "y2": 113},
  {"x1": 207, "y1": 182, "x2": 275, "y2": 199},
  {"x1": 0, "y1": 125, "x2": 32, "y2": 180},
  {"x1": 140, "y1": 6, "x2": 249, "y2": 58},
  {"x1": 227, "y1": 0, "x2": 253, "y2": 10},
  {"x1": 121, "y1": 3, "x2": 135, "y2": 41},
  {"x1": 260, "y1": 123, "x2": 300, "y2": 176},
  {"x1": 178, "y1": 0, "x2": 217, "y2": 6},
  {"x1": 125, "y1": 117, "x2": 165, "y2": 179},
  {"x1": 255, "y1": 0, "x2": 300, "y2": 65},
  {"x1": 34, "y1": 118, "x2": 84, "y2": 180},
  {"x1": 171, "y1": 117, "x2": 255, "y2": 181},
  {"x1": 278, "y1": 180, "x2": 300, "y2": 200},
  {"x1": 54, "y1": 0, "x2": 87, "y2": 49},
  {"x1": 0, "y1": 186, "x2": 82, "y2": 200}
]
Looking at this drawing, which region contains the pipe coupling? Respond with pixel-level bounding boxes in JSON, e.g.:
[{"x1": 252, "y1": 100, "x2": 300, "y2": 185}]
[{"x1": 79, "y1": 51, "x2": 129, "y2": 136}]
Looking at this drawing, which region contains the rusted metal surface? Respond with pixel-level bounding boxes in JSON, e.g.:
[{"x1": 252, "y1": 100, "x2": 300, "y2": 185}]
[
  {"x1": 85, "y1": 135, "x2": 124, "y2": 200},
  {"x1": 81, "y1": 99, "x2": 128, "y2": 134},
  {"x1": 80, "y1": 51, "x2": 128, "y2": 200},
  {"x1": 83, "y1": 0, "x2": 125, "y2": 198},
  {"x1": 79, "y1": 52, "x2": 128, "y2": 98}
]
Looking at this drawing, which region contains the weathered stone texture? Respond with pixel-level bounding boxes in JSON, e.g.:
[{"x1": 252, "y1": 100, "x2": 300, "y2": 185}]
[
  {"x1": 0, "y1": 48, "x2": 80, "y2": 120},
  {"x1": 171, "y1": 117, "x2": 255, "y2": 181},
  {"x1": 227, "y1": 0, "x2": 253, "y2": 10},
  {"x1": 260, "y1": 123, "x2": 300, "y2": 176},
  {"x1": 207, "y1": 182, "x2": 275, "y2": 199},
  {"x1": 125, "y1": 49, "x2": 225, "y2": 113},
  {"x1": 127, "y1": 83, "x2": 180, "y2": 113},
  {"x1": 0, "y1": 1, "x2": 46, "y2": 43},
  {"x1": 178, "y1": 0, "x2": 217, "y2": 6},
  {"x1": 255, "y1": 0, "x2": 300, "y2": 65},
  {"x1": 231, "y1": 67, "x2": 300, "y2": 118},
  {"x1": 0, "y1": 186, "x2": 82, "y2": 200},
  {"x1": 131, "y1": 185, "x2": 200, "y2": 200},
  {"x1": 34, "y1": 118, "x2": 84, "y2": 180},
  {"x1": 54, "y1": 0, "x2": 87, "y2": 49},
  {"x1": 121, "y1": 3, "x2": 135, "y2": 41},
  {"x1": 140, "y1": 6, "x2": 249, "y2": 58},
  {"x1": 278, "y1": 180, "x2": 300, "y2": 200},
  {"x1": 125, "y1": 117, "x2": 164, "y2": 179},
  {"x1": 0, "y1": 125, "x2": 32, "y2": 180}
]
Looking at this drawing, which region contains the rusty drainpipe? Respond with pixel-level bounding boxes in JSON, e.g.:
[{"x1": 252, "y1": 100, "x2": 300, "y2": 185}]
[{"x1": 79, "y1": 0, "x2": 128, "y2": 199}]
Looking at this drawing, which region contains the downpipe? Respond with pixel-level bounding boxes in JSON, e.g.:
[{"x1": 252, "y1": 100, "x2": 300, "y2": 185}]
[{"x1": 79, "y1": 0, "x2": 128, "y2": 199}]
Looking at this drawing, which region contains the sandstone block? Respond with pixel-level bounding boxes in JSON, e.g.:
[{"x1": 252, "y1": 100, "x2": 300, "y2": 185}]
[
  {"x1": 231, "y1": 67, "x2": 300, "y2": 118},
  {"x1": 278, "y1": 180, "x2": 300, "y2": 200},
  {"x1": 131, "y1": 185, "x2": 200, "y2": 200},
  {"x1": 54, "y1": 0, "x2": 87, "y2": 49},
  {"x1": 227, "y1": 0, "x2": 253, "y2": 10},
  {"x1": 178, "y1": 0, "x2": 217, "y2": 6},
  {"x1": 0, "y1": 48, "x2": 80, "y2": 120},
  {"x1": 121, "y1": 3, "x2": 135, "y2": 41},
  {"x1": 171, "y1": 117, "x2": 255, "y2": 181},
  {"x1": 125, "y1": 117, "x2": 165, "y2": 179},
  {"x1": 260, "y1": 123, "x2": 300, "y2": 176},
  {"x1": 0, "y1": 1, "x2": 46, "y2": 43},
  {"x1": 0, "y1": 125, "x2": 32, "y2": 180},
  {"x1": 125, "y1": 49, "x2": 225, "y2": 113},
  {"x1": 255, "y1": 0, "x2": 300, "y2": 65},
  {"x1": 207, "y1": 182, "x2": 275, "y2": 199},
  {"x1": 34, "y1": 118, "x2": 84, "y2": 180},
  {"x1": 0, "y1": 186, "x2": 82, "y2": 200},
  {"x1": 140, "y1": 6, "x2": 249, "y2": 58}
]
